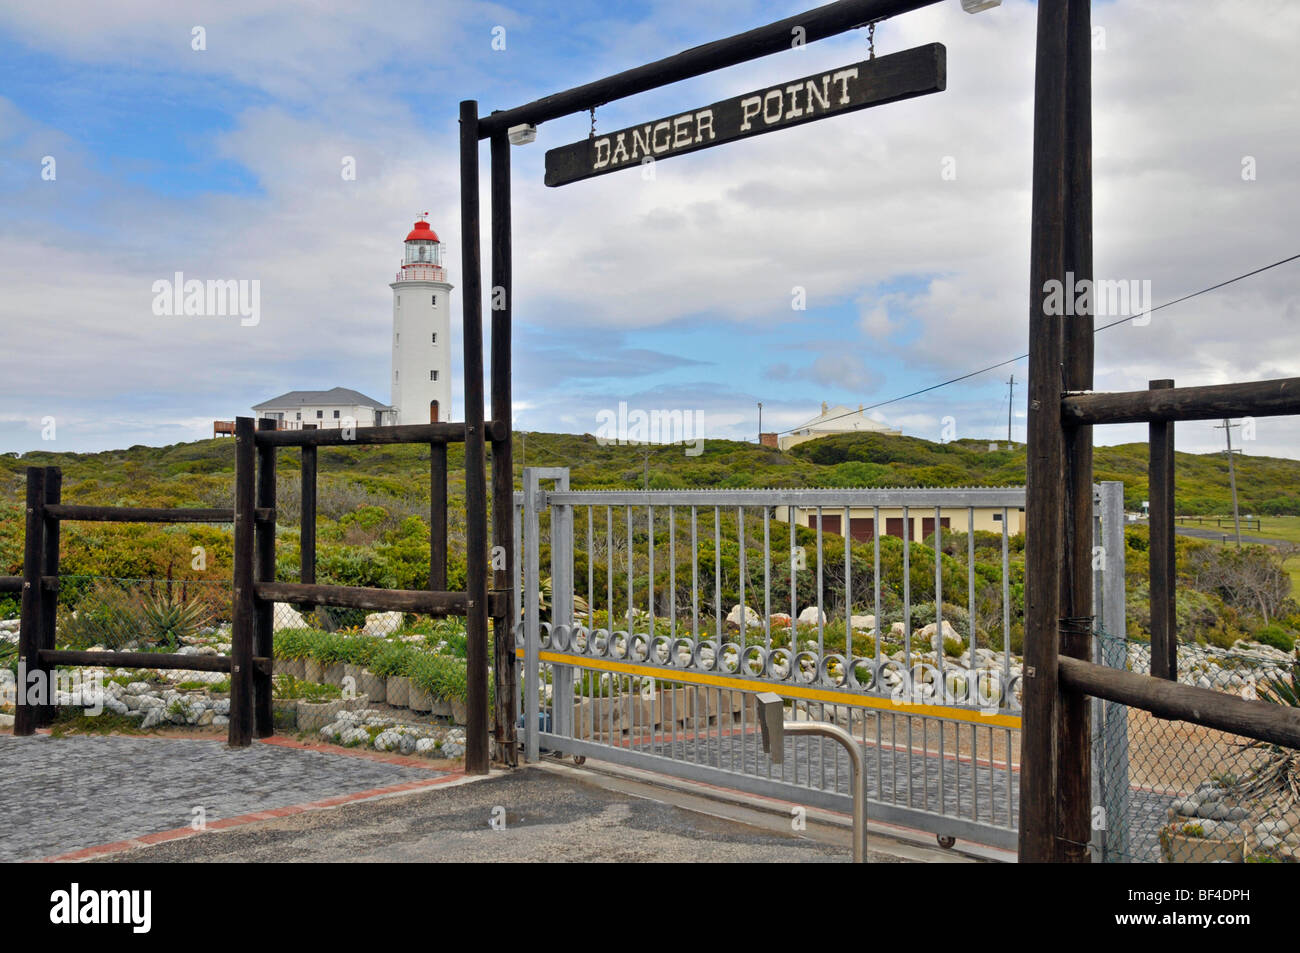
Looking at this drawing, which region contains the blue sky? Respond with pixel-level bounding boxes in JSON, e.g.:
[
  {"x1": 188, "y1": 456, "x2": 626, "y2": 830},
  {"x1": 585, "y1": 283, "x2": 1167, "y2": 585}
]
[{"x1": 1, "y1": 0, "x2": 1297, "y2": 458}]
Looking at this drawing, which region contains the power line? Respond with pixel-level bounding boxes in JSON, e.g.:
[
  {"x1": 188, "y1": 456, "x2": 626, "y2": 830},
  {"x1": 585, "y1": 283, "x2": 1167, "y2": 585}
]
[{"x1": 777, "y1": 252, "x2": 1300, "y2": 435}]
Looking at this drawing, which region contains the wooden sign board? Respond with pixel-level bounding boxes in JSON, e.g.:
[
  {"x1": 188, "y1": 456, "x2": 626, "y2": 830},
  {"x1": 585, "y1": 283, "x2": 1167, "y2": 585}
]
[{"x1": 544, "y1": 43, "x2": 946, "y2": 187}]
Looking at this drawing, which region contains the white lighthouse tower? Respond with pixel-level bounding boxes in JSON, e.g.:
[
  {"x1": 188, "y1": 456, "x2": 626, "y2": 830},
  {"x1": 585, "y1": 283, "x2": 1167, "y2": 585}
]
[{"x1": 391, "y1": 215, "x2": 454, "y2": 424}]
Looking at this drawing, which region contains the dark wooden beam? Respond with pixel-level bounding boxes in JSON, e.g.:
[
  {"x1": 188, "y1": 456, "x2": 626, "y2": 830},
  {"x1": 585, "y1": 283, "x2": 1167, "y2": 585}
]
[
  {"x1": 0, "y1": 577, "x2": 21, "y2": 593},
  {"x1": 1062, "y1": 377, "x2": 1300, "y2": 425},
  {"x1": 1056, "y1": 0, "x2": 1094, "y2": 864},
  {"x1": 256, "y1": 581, "x2": 470, "y2": 616},
  {"x1": 1149, "y1": 379, "x2": 1178, "y2": 681},
  {"x1": 478, "y1": 0, "x2": 944, "y2": 138},
  {"x1": 254, "y1": 418, "x2": 277, "y2": 738},
  {"x1": 430, "y1": 443, "x2": 447, "y2": 590},
  {"x1": 300, "y1": 426, "x2": 317, "y2": 612},
  {"x1": 254, "y1": 422, "x2": 468, "y2": 447},
  {"x1": 462, "y1": 99, "x2": 491, "y2": 775},
  {"x1": 229, "y1": 416, "x2": 257, "y2": 747},
  {"x1": 45, "y1": 505, "x2": 235, "y2": 523},
  {"x1": 1019, "y1": 0, "x2": 1070, "y2": 865},
  {"x1": 491, "y1": 128, "x2": 518, "y2": 767},
  {"x1": 36, "y1": 467, "x2": 62, "y2": 728},
  {"x1": 39, "y1": 649, "x2": 271, "y2": 676},
  {"x1": 14, "y1": 467, "x2": 47, "y2": 736},
  {"x1": 1059, "y1": 656, "x2": 1300, "y2": 750}
]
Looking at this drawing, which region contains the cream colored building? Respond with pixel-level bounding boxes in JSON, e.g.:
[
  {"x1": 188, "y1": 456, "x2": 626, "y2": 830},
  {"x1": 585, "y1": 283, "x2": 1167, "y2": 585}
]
[
  {"x1": 778, "y1": 402, "x2": 901, "y2": 452},
  {"x1": 774, "y1": 503, "x2": 1025, "y2": 542}
]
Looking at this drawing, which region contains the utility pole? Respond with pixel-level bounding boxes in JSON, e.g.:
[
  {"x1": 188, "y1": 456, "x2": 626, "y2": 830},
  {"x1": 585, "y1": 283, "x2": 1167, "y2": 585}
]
[
  {"x1": 1006, "y1": 374, "x2": 1016, "y2": 445},
  {"x1": 757, "y1": 401, "x2": 763, "y2": 443},
  {"x1": 1215, "y1": 419, "x2": 1243, "y2": 548}
]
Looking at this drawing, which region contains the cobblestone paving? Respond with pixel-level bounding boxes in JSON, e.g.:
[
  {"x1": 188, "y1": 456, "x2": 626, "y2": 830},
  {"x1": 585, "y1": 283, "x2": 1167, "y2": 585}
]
[{"x1": 0, "y1": 735, "x2": 443, "y2": 862}]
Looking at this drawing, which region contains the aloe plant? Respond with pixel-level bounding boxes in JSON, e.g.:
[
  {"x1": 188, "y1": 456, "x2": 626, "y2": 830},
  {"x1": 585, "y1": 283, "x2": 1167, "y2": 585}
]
[
  {"x1": 1229, "y1": 658, "x2": 1300, "y2": 814},
  {"x1": 137, "y1": 592, "x2": 212, "y2": 649}
]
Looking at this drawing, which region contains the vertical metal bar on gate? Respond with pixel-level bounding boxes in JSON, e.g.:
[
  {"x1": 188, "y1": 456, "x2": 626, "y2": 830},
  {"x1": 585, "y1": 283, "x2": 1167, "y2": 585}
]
[
  {"x1": 551, "y1": 472, "x2": 574, "y2": 742},
  {"x1": 1089, "y1": 488, "x2": 1103, "y2": 861},
  {"x1": 523, "y1": 468, "x2": 543, "y2": 762},
  {"x1": 1099, "y1": 480, "x2": 1129, "y2": 861}
]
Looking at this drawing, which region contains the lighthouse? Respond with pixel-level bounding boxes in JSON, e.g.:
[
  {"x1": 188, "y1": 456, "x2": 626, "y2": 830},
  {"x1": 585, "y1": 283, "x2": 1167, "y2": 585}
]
[{"x1": 391, "y1": 215, "x2": 454, "y2": 424}]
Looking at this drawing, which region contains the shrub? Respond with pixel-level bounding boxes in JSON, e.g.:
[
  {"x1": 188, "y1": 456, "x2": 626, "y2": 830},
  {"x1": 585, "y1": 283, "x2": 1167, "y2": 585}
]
[
  {"x1": 407, "y1": 652, "x2": 468, "y2": 702},
  {"x1": 273, "y1": 674, "x2": 341, "y2": 702},
  {"x1": 368, "y1": 641, "x2": 415, "y2": 678},
  {"x1": 304, "y1": 630, "x2": 351, "y2": 664},
  {"x1": 273, "y1": 627, "x2": 313, "y2": 661},
  {"x1": 1251, "y1": 624, "x2": 1296, "y2": 652}
]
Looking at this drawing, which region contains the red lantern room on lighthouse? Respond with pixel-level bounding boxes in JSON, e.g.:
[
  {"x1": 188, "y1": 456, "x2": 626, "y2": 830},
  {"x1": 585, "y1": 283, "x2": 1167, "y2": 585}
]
[{"x1": 397, "y1": 214, "x2": 445, "y2": 282}]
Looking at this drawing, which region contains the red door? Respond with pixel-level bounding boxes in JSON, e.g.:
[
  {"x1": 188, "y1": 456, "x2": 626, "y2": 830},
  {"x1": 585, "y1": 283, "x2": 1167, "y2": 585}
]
[
  {"x1": 849, "y1": 517, "x2": 875, "y2": 541},
  {"x1": 809, "y1": 514, "x2": 842, "y2": 536}
]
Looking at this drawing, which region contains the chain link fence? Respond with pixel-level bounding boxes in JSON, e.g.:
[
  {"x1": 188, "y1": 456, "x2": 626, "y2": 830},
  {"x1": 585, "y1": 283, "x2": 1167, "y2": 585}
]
[{"x1": 1093, "y1": 628, "x2": 1300, "y2": 863}]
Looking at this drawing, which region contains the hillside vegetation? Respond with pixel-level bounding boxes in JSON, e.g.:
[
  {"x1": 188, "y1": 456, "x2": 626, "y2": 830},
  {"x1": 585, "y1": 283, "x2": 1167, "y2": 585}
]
[
  {"x1": 5, "y1": 429, "x2": 1298, "y2": 515},
  {"x1": 2, "y1": 431, "x2": 1297, "y2": 654}
]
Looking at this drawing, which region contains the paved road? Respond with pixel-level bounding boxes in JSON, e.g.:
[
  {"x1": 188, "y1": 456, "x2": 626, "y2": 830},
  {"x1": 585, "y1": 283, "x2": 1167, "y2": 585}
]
[
  {"x1": 643, "y1": 732, "x2": 1019, "y2": 829},
  {"x1": 1133, "y1": 519, "x2": 1288, "y2": 547},
  {"x1": 98, "y1": 768, "x2": 885, "y2": 863},
  {"x1": 0, "y1": 735, "x2": 443, "y2": 862}
]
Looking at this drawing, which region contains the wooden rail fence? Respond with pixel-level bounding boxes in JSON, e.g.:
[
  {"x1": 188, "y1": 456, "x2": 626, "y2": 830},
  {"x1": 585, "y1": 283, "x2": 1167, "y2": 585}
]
[{"x1": 5, "y1": 409, "x2": 512, "y2": 769}]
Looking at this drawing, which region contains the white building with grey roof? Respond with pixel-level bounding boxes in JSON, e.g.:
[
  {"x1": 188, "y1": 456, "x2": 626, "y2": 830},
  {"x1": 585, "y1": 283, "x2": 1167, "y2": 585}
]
[{"x1": 251, "y1": 387, "x2": 395, "y2": 430}]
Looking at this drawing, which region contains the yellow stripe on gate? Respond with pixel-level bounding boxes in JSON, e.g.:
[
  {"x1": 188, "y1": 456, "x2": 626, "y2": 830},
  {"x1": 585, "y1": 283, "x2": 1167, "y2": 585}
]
[{"x1": 513, "y1": 647, "x2": 1022, "y2": 730}]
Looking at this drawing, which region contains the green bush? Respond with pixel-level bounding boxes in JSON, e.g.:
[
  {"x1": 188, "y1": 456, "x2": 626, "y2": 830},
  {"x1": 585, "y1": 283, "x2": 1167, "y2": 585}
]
[
  {"x1": 407, "y1": 652, "x2": 468, "y2": 702},
  {"x1": 1251, "y1": 624, "x2": 1297, "y2": 652},
  {"x1": 368, "y1": 641, "x2": 415, "y2": 678},
  {"x1": 273, "y1": 628, "x2": 314, "y2": 661},
  {"x1": 304, "y1": 630, "x2": 351, "y2": 664}
]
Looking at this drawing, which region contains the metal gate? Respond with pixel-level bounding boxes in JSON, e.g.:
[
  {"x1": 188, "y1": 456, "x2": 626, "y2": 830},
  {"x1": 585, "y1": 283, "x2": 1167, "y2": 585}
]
[{"x1": 513, "y1": 469, "x2": 1116, "y2": 850}]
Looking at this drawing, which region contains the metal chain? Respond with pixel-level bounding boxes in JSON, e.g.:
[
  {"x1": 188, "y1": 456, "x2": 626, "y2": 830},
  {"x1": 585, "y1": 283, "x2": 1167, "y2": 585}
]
[
  {"x1": 589, "y1": 106, "x2": 596, "y2": 140},
  {"x1": 868, "y1": 21, "x2": 875, "y2": 59}
]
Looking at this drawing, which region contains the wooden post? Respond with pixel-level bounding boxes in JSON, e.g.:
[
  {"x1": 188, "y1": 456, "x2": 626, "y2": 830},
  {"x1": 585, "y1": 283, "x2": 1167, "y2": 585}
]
[
  {"x1": 229, "y1": 416, "x2": 256, "y2": 747},
  {"x1": 300, "y1": 424, "x2": 317, "y2": 614},
  {"x1": 14, "y1": 467, "x2": 47, "y2": 736},
  {"x1": 1149, "y1": 379, "x2": 1177, "y2": 680},
  {"x1": 254, "y1": 418, "x2": 277, "y2": 737},
  {"x1": 460, "y1": 99, "x2": 490, "y2": 775},
  {"x1": 1018, "y1": 0, "x2": 1070, "y2": 864},
  {"x1": 36, "y1": 466, "x2": 62, "y2": 728},
  {"x1": 430, "y1": 443, "x2": 447, "y2": 590},
  {"x1": 490, "y1": 128, "x2": 518, "y2": 767},
  {"x1": 1057, "y1": 0, "x2": 1094, "y2": 863}
]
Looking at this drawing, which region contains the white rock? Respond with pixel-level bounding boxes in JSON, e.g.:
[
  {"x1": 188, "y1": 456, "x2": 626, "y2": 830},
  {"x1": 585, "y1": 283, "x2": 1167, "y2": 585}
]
[
  {"x1": 341, "y1": 727, "x2": 371, "y2": 747},
  {"x1": 797, "y1": 606, "x2": 824, "y2": 626},
  {"x1": 920, "y1": 620, "x2": 961, "y2": 653},
  {"x1": 850, "y1": 614, "x2": 876, "y2": 632},
  {"x1": 362, "y1": 611, "x2": 404, "y2": 637},
  {"x1": 273, "y1": 603, "x2": 312, "y2": 630},
  {"x1": 725, "y1": 604, "x2": 761, "y2": 629}
]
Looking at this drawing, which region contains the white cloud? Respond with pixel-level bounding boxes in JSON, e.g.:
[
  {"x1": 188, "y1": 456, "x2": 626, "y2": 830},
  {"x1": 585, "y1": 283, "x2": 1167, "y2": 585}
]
[{"x1": 0, "y1": 0, "x2": 1297, "y2": 460}]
